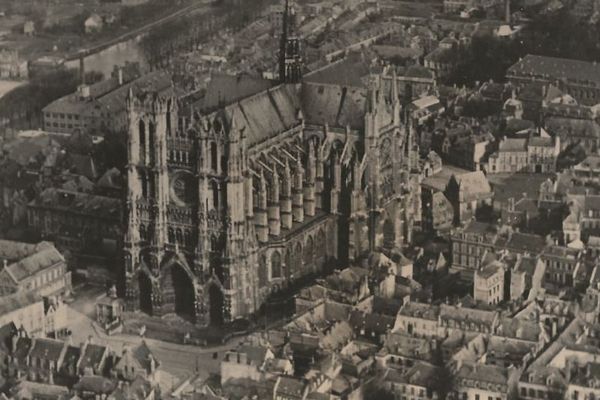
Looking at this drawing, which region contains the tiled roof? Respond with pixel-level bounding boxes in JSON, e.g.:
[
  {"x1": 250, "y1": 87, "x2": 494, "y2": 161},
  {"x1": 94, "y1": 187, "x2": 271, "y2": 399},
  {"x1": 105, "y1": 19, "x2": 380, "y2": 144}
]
[
  {"x1": 74, "y1": 376, "x2": 117, "y2": 394},
  {"x1": 1, "y1": 241, "x2": 64, "y2": 283},
  {"x1": 0, "y1": 291, "x2": 41, "y2": 316},
  {"x1": 275, "y1": 376, "x2": 306, "y2": 397},
  {"x1": 498, "y1": 138, "x2": 527, "y2": 152},
  {"x1": 29, "y1": 338, "x2": 65, "y2": 362},
  {"x1": 384, "y1": 362, "x2": 440, "y2": 387},
  {"x1": 456, "y1": 362, "x2": 508, "y2": 386},
  {"x1": 30, "y1": 188, "x2": 121, "y2": 220},
  {"x1": 508, "y1": 55, "x2": 600, "y2": 86},
  {"x1": 349, "y1": 310, "x2": 394, "y2": 336},
  {"x1": 575, "y1": 155, "x2": 600, "y2": 171},
  {"x1": 502, "y1": 232, "x2": 547, "y2": 255},
  {"x1": 399, "y1": 302, "x2": 439, "y2": 320},
  {"x1": 452, "y1": 171, "x2": 492, "y2": 197},
  {"x1": 79, "y1": 344, "x2": 107, "y2": 371},
  {"x1": 13, "y1": 337, "x2": 33, "y2": 362},
  {"x1": 439, "y1": 304, "x2": 497, "y2": 326},
  {"x1": 476, "y1": 261, "x2": 504, "y2": 279}
]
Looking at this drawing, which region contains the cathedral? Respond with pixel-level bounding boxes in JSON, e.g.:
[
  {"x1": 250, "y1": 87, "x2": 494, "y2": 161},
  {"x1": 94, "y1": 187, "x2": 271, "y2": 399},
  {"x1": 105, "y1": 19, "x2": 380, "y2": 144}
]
[{"x1": 123, "y1": 1, "x2": 422, "y2": 326}]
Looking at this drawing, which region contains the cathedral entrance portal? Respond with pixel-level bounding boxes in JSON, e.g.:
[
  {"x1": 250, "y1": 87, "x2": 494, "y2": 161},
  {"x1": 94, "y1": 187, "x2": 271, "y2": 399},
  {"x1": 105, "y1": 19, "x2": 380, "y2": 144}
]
[
  {"x1": 209, "y1": 283, "x2": 224, "y2": 326},
  {"x1": 138, "y1": 272, "x2": 153, "y2": 315},
  {"x1": 162, "y1": 263, "x2": 196, "y2": 322},
  {"x1": 172, "y1": 264, "x2": 195, "y2": 320}
]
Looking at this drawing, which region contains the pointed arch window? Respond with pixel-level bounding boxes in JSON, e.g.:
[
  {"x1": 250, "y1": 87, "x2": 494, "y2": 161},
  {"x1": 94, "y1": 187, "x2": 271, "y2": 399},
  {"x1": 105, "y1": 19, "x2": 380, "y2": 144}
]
[
  {"x1": 148, "y1": 121, "x2": 156, "y2": 164},
  {"x1": 271, "y1": 251, "x2": 282, "y2": 279},
  {"x1": 211, "y1": 142, "x2": 218, "y2": 172},
  {"x1": 258, "y1": 255, "x2": 268, "y2": 287},
  {"x1": 139, "y1": 119, "x2": 146, "y2": 163}
]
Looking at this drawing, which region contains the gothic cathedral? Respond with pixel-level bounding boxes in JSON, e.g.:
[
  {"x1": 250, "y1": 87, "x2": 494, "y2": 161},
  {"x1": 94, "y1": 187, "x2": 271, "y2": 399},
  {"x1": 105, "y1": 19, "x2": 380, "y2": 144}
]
[{"x1": 123, "y1": 3, "x2": 421, "y2": 326}]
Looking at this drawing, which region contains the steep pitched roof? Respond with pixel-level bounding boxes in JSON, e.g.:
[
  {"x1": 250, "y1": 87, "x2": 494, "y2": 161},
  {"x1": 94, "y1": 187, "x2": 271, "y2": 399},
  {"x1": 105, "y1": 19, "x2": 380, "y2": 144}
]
[
  {"x1": 300, "y1": 82, "x2": 366, "y2": 129},
  {"x1": 2, "y1": 241, "x2": 63, "y2": 284},
  {"x1": 200, "y1": 72, "x2": 274, "y2": 112},
  {"x1": 214, "y1": 84, "x2": 301, "y2": 147}
]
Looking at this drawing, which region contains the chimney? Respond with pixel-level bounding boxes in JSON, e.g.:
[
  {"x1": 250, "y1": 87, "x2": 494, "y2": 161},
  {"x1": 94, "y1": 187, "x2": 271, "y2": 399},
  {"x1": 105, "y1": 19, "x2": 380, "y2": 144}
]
[
  {"x1": 2, "y1": 259, "x2": 6, "y2": 269},
  {"x1": 118, "y1": 67, "x2": 123, "y2": 86},
  {"x1": 505, "y1": 0, "x2": 511, "y2": 24}
]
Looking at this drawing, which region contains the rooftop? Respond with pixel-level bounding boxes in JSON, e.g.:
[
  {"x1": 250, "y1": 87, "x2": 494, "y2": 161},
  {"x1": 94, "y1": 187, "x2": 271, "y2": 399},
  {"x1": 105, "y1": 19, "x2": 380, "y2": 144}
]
[
  {"x1": 0, "y1": 291, "x2": 41, "y2": 315},
  {"x1": 508, "y1": 54, "x2": 600, "y2": 86}
]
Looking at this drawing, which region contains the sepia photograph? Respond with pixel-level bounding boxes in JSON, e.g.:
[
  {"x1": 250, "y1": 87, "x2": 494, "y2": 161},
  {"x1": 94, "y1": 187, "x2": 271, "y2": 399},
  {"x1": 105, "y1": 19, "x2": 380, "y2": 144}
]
[{"x1": 0, "y1": 0, "x2": 599, "y2": 398}]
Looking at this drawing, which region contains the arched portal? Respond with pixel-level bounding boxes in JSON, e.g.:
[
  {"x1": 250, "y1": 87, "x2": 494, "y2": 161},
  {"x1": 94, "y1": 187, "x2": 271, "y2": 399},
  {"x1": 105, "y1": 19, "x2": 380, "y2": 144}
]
[
  {"x1": 170, "y1": 264, "x2": 195, "y2": 320},
  {"x1": 138, "y1": 272, "x2": 153, "y2": 315},
  {"x1": 383, "y1": 218, "x2": 395, "y2": 250},
  {"x1": 161, "y1": 262, "x2": 195, "y2": 321},
  {"x1": 209, "y1": 284, "x2": 224, "y2": 326}
]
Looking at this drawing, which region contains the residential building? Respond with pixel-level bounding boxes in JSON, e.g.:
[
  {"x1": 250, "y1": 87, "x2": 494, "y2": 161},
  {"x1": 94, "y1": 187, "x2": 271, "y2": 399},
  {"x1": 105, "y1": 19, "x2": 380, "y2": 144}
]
[
  {"x1": 509, "y1": 255, "x2": 542, "y2": 300},
  {"x1": 113, "y1": 342, "x2": 160, "y2": 382},
  {"x1": 474, "y1": 260, "x2": 506, "y2": 305},
  {"x1": 508, "y1": 55, "x2": 600, "y2": 106},
  {"x1": 572, "y1": 154, "x2": 600, "y2": 184},
  {"x1": 451, "y1": 221, "x2": 497, "y2": 275},
  {"x1": 563, "y1": 193, "x2": 600, "y2": 243},
  {"x1": 0, "y1": 292, "x2": 45, "y2": 336},
  {"x1": 393, "y1": 301, "x2": 439, "y2": 337},
  {"x1": 487, "y1": 137, "x2": 528, "y2": 173},
  {"x1": 27, "y1": 188, "x2": 122, "y2": 255},
  {"x1": 453, "y1": 361, "x2": 512, "y2": 400},
  {"x1": 424, "y1": 38, "x2": 459, "y2": 79},
  {"x1": 0, "y1": 240, "x2": 71, "y2": 297},
  {"x1": 540, "y1": 245, "x2": 582, "y2": 288},
  {"x1": 487, "y1": 135, "x2": 560, "y2": 174},
  {"x1": 381, "y1": 362, "x2": 442, "y2": 400}
]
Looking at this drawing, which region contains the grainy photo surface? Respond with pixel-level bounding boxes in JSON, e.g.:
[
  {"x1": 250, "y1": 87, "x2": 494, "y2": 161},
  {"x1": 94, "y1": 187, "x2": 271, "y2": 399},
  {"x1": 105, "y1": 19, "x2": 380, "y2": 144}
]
[{"x1": 0, "y1": 0, "x2": 599, "y2": 398}]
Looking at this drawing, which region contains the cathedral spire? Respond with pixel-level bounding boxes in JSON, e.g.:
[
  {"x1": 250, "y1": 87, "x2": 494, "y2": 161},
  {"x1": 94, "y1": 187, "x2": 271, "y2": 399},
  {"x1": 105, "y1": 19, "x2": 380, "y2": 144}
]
[{"x1": 279, "y1": 0, "x2": 302, "y2": 84}]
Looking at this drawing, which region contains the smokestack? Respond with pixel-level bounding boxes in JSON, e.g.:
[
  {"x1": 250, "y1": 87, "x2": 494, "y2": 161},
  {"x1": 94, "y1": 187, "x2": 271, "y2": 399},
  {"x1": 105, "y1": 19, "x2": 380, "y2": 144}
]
[
  {"x1": 118, "y1": 67, "x2": 123, "y2": 86},
  {"x1": 505, "y1": 0, "x2": 511, "y2": 24}
]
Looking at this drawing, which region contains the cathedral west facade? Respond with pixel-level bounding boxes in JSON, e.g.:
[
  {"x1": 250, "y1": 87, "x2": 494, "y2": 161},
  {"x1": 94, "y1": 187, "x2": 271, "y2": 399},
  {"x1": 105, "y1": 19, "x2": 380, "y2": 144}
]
[{"x1": 123, "y1": 2, "x2": 422, "y2": 326}]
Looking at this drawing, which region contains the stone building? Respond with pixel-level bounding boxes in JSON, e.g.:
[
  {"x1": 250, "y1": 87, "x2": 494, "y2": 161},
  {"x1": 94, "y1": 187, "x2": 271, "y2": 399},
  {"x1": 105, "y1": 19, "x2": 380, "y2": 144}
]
[
  {"x1": 123, "y1": 7, "x2": 421, "y2": 326},
  {"x1": 27, "y1": 188, "x2": 122, "y2": 255},
  {"x1": 0, "y1": 240, "x2": 71, "y2": 297},
  {"x1": 474, "y1": 260, "x2": 505, "y2": 305},
  {"x1": 508, "y1": 55, "x2": 600, "y2": 106}
]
